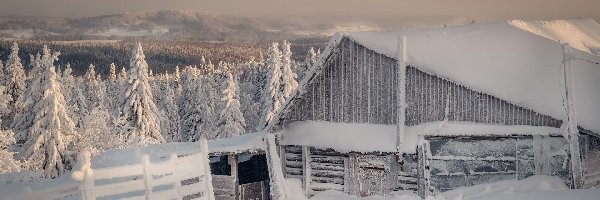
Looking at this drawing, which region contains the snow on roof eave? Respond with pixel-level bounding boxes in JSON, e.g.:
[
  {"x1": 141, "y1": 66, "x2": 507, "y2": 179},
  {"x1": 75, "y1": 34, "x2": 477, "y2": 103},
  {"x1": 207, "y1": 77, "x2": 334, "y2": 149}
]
[
  {"x1": 207, "y1": 131, "x2": 266, "y2": 154},
  {"x1": 261, "y1": 32, "x2": 347, "y2": 133},
  {"x1": 281, "y1": 121, "x2": 563, "y2": 154}
]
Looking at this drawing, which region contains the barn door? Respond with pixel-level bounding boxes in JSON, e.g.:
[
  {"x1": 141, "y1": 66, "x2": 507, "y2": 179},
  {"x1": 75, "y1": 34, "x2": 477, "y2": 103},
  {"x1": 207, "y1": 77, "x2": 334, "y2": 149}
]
[{"x1": 356, "y1": 155, "x2": 390, "y2": 197}]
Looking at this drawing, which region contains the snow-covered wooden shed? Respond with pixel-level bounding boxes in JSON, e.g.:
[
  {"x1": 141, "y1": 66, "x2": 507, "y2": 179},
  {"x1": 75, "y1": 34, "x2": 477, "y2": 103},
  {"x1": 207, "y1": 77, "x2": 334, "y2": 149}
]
[{"x1": 264, "y1": 19, "x2": 600, "y2": 197}]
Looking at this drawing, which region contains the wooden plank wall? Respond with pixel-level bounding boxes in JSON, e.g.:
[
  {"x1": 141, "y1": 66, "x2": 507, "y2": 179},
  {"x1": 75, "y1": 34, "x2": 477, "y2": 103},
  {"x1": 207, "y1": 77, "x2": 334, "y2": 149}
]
[
  {"x1": 283, "y1": 37, "x2": 562, "y2": 128},
  {"x1": 308, "y1": 148, "x2": 347, "y2": 194},
  {"x1": 425, "y1": 136, "x2": 570, "y2": 193}
]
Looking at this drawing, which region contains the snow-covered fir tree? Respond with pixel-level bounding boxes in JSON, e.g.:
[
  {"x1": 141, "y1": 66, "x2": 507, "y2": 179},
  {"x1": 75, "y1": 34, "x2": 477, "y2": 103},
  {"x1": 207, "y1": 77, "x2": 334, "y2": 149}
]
[
  {"x1": 68, "y1": 85, "x2": 89, "y2": 133},
  {"x1": 119, "y1": 66, "x2": 127, "y2": 83},
  {"x1": 157, "y1": 78, "x2": 181, "y2": 142},
  {"x1": 200, "y1": 74, "x2": 219, "y2": 139},
  {"x1": 60, "y1": 64, "x2": 75, "y2": 103},
  {"x1": 257, "y1": 42, "x2": 282, "y2": 131},
  {"x1": 23, "y1": 46, "x2": 76, "y2": 179},
  {"x1": 119, "y1": 43, "x2": 164, "y2": 146},
  {"x1": 109, "y1": 63, "x2": 117, "y2": 82},
  {"x1": 106, "y1": 63, "x2": 119, "y2": 112},
  {"x1": 0, "y1": 129, "x2": 21, "y2": 174},
  {"x1": 84, "y1": 64, "x2": 100, "y2": 110},
  {"x1": 280, "y1": 40, "x2": 298, "y2": 102},
  {"x1": 174, "y1": 65, "x2": 182, "y2": 95},
  {"x1": 215, "y1": 72, "x2": 246, "y2": 139},
  {"x1": 12, "y1": 47, "x2": 58, "y2": 143},
  {"x1": 3, "y1": 42, "x2": 26, "y2": 123},
  {"x1": 0, "y1": 85, "x2": 20, "y2": 174},
  {"x1": 77, "y1": 83, "x2": 120, "y2": 155},
  {"x1": 300, "y1": 47, "x2": 318, "y2": 79},
  {"x1": 240, "y1": 92, "x2": 260, "y2": 131},
  {"x1": 306, "y1": 47, "x2": 318, "y2": 67},
  {"x1": 178, "y1": 66, "x2": 202, "y2": 142}
]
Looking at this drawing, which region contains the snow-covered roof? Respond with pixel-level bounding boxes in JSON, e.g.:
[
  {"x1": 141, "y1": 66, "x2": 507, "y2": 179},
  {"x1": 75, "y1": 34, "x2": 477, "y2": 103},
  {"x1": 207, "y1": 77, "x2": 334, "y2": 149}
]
[
  {"x1": 346, "y1": 20, "x2": 600, "y2": 133},
  {"x1": 280, "y1": 121, "x2": 561, "y2": 154},
  {"x1": 208, "y1": 131, "x2": 265, "y2": 154},
  {"x1": 510, "y1": 19, "x2": 600, "y2": 55}
]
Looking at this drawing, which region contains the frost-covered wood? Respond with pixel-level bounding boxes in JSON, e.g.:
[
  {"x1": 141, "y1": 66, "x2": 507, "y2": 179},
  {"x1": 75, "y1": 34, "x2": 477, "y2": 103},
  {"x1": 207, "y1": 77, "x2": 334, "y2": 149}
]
[
  {"x1": 282, "y1": 145, "x2": 303, "y2": 180},
  {"x1": 283, "y1": 37, "x2": 562, "y2": 128},
  {"x1": 581, "y1": 133, "x2": 600, "y2": 188},
  {"x1": 264, "y1": 133, "x2": 286, "y2": 200},
  {"x1": 424, "y1": 136, "x2": 570, "y2": 193},
  {"x1": 562, "y1": 44, "x2": 584, "y2": 189},
  {"x1": 8, "y1": 140, "x2": 215, "y2": 200}
]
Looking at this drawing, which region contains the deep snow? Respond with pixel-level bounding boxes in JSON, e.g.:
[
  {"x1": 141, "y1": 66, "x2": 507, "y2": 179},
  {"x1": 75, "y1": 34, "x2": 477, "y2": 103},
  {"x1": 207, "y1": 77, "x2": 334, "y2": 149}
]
[{"x1": 348, "y1": 20, "x2": 600, "y2": 134}]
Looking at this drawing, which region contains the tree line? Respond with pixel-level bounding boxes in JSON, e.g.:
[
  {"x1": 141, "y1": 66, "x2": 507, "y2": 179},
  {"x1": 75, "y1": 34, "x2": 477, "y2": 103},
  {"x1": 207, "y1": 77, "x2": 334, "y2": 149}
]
[{"x1": 0, "y1": 41, "x2": 319, "y2": 179}]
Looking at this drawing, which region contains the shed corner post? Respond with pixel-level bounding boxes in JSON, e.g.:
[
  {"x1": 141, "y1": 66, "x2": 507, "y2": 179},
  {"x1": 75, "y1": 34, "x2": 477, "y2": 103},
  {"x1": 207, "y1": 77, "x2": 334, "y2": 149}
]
[{"x1": 561, "y1": 43, "x2": 583, "y2": 189}]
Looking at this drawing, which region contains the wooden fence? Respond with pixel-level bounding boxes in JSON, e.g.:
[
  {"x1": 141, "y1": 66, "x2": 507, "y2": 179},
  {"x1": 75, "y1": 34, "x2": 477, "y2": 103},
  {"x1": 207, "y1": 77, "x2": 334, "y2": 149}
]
[{"x1": 3, "y1": 139, "x2": 214, "y2": 200}]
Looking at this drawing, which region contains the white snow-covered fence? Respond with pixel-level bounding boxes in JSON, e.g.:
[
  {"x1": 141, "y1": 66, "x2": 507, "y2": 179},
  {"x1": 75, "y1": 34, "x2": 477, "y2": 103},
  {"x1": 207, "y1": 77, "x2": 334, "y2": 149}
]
[{"x1": 4, "y1": 139, "x2": 214, "y2": 200}]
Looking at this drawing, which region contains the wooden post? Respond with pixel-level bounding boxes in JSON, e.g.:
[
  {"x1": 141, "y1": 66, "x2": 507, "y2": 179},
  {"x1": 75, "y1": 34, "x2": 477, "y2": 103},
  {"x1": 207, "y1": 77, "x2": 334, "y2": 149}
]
[
  {"x1": 417, "y1": 139, "x2": 431, "y2": 198},
  {"x1": 396, "y1": 35, "x2": 407, "y2": 158},
  {"x1": 228, "y1": 154, "x2": 239, "y2": 200},
  {"x1": 562, "y1": 44, "x2": 584, "y2": 189},
  {"x1": 142, "y1": 155, "x2": 153, "y2": 200},
  {"x1": 302, "y1": 146, "x2": 311, "y2": 195}
]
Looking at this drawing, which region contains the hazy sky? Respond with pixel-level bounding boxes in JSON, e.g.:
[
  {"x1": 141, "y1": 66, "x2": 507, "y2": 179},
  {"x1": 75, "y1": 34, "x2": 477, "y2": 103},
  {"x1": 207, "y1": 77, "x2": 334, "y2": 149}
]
[{"x1": 1, "y1": 0, "x2": 599, "y2": 23}]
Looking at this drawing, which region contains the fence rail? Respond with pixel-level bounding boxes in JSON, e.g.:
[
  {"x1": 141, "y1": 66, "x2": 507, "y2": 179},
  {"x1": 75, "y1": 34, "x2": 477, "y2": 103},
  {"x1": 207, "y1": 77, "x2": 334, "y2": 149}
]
[{"x1": 3, "y1": 139, "x2": 215, "y2": 200}]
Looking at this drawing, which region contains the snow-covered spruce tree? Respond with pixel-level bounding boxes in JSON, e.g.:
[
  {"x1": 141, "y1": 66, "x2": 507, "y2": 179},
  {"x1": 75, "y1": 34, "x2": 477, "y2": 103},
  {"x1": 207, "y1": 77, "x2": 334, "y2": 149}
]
[
  {"x1": 304, "y1": 47, "x2": 318, "y2": 68},
  {"x1": 240, "y1": 92, "x2": 260, "y2": 131},
  {"x1": 120, "y1": 43, "x2": 164, "y2": 146},
  {"x1": 257, "y1": 42, "x2": 282, "y2": 131},
  {"x1": 78, "y1": 83, "x2": 120, "y2": 155},
  {"x1": 0, "y1": 129, "x2": 21, "y2": 174},
  {"x1": 12, "y1": 48, "x2": 56, "y2": 143},
  {"x1": 178, "y1": 66, "x2": 202, "y2": 142},
  {"x1": 174, "y1": 65, "x2": 182, "y2": 95},
  {"x1": 178, "y1": 66, "x2": 217, "y2": 141},
  {"x1": 0, "y1": 85, "x2": 21, "y2": 174},
  {"x1": 113, "y1": 66, "x2": 128, "y2": 116},
  {"x1": 60, "y1": 64, "x2": 75, "y2": 103},
  {"x1": 215, "y1": 73, "x2": 246, "y2": 139},
  {"x1": 280, "y1": 40, "x2": 298, "y2": 102},
  {"x1": 200, "y1": 74, "x2": 219, "y2": 139},
  {"x1": 68, "y1": 85, "x2": 89, "y2": 134},
  {"x1": 157, "y1": 79, "x2": 181, "y2": 142},
  {"x1": 23, "y1": 46, "x2": 76, "y2": 179},
  {"x1": 106, "y1": 63, "x2": 119, "y2": 111},
  {"x1": 109, "y1": 63, "x2": 117, "y2": 82},
  {"x1": 3, "y1": 42, "x2": 26, "y2": 123},
  {"x1": 84, "y1": 64, "x2": 100, "y2": 110},
  {"x1": 300, "y1": 47, "x2": 318, "y2": 79}
]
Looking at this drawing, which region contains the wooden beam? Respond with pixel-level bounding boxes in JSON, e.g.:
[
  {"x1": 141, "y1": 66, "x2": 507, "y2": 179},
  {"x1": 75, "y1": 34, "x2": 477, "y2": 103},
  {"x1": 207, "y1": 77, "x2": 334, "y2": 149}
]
[
  {"x1": 563, "y1": 44, "x2": 584, "y2": 189},
  {"x1": 228, "y1": 154, "x2": 239, "y2": 200}
]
